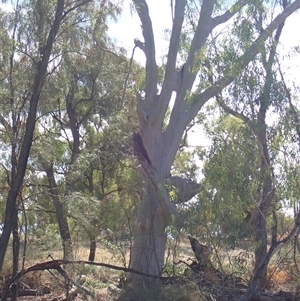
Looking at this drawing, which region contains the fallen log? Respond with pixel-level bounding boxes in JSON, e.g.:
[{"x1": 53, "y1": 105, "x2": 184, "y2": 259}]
[{"x1": 1, "y1": 259, "x2": 159, "y2": 301}]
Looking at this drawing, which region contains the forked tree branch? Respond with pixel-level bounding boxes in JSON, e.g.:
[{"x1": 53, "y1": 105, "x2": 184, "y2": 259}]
[
  {"x1": 164, "y1": 1, "x2": 251, "y2": 158},
  {"x1": 177, "y1": 0, "x2": 215, "y2": 95},
  {"x1": 184, "y1": 0, "x2": 300, "y2": 126}
]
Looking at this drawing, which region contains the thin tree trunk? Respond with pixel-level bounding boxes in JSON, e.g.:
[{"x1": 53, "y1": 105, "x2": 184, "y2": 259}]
[
  {"x1": 0, "y1": 0, "x2": 66, "y2": 271},
  {"x1": 252, "y1": 125, "x2": 274, "y2": 287},
  {"x1": 65, "y1": 78, "x2": 80, "y2": 194},
  {"x1": 235, "y1": 102, "x2": 275, "y2": 301},
  {"x1": 88, "y1": 237, "x2": 96, "y2": 262},
  {"x1": 244, "y1": 18, "x2": 285, "y2": 295},
  {"x1": 11, "y1": 210, "x2": 19, "y2": 301},
  {"x1": 45, "y1": 164, "x2": 73, "y2": 259},
  {"x1": 11, "y1": 89, "x2": 20, "y2": 301},
  {"x1": 86, "y1": 171, "x2": 97, "y2": 262}
]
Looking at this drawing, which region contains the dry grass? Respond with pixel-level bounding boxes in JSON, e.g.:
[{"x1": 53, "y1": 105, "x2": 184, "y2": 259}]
[
  {"x1": 1, "y1": 242, "x2": 127, "y2": 301},
  {"x1": 2, "y1": 239, "x2": 300, "y2": 301},
  {"x1": 22, "y1": 243, "x2": 126, "y2": 264},
  {"x1": 267, "y1": 263, "x2": 298, "y2": 292}
]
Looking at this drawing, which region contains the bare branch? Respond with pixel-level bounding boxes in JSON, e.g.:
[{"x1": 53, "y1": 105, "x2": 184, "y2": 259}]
[
  {"x1": 277, "y1": 212, "x2": 300, "y2": 246},
  {"x1": 159, "y1": 0, "x2": 187, "y2": 126},
  {"x1": 212, "y1": 0, "x2": 251, "y2": 27},
  {"x1": 1, "y1": 259, "x2": 161, "y2": 301},
  {"x1": 185, "y1": 0, "x2": 300, "y2": 124},
  {"x1": 167, "y1": 176, "x2": 200, "y2": 204},
  {"x1": 122, "y1": 44, "x2": 138, "y2": 104},
  {"x1": 133, "y1": 0, "x2": 157, "y2": 98},
  {"x1": 216, "y1": 95, "x2": 253, "y2": 127}
]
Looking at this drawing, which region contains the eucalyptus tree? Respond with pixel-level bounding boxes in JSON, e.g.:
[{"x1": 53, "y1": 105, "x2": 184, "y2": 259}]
[
  {"x1": 184, "y1": 115, "x2": 260, "y2": 247},
  {"x1": 202, "y1": 2, "x2": 300, "y2": 299},
  {"x1": 127, "y1": 0, "x2": 300, "y2": 286}
]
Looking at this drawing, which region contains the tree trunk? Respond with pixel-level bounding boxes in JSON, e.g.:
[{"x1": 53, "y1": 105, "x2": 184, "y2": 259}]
[
  {"x1": 249, "y1": 126, "x2": 274, "y2": 289},
  {"x1": 0, "y1": 0, "x2": 66, "y2": 271},
  {"x1": 45, "y1": 165, "x2": 73, "y2": 260},
  {"x1": 87, "y1": 172, "x2": 97, "y2": 262},
  {"x1": 65, "y1": 82, "x2": 80, "y2": 194},
  {"x1": 127, "y1": 131, "x2": 178, "y2": 280},
  {"x1": 249, "y1": 21, "x2": 285, "y2": 290},
  {"x1": 11, "y1": 209, "x2": 20, "y2": 301},
  {"x1": 88, "y1": 237, "x2": 96, "y2": 262},
  {"x1": 128, "y1": 183, "x2": 167, "y2": 278}
]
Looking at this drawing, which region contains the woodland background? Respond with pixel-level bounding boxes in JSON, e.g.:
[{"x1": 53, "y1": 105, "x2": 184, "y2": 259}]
[{"x1": 0, "y1": 1, "x2": 300, "y2": 301}]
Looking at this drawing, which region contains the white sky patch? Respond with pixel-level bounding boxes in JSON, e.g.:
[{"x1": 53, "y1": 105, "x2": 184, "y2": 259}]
[
  {"x1": 279, "y1": 9, "x2": 300, "y2": 50},
  {"x1": 108, "y1": 1, "x2": 172, "y2": 65},
  {"x1": 0, "y1": 2, "x2": 14, "y2": 12},
  {"x1": 277, "y1": 10, "x2": 300, "y2": 87}
]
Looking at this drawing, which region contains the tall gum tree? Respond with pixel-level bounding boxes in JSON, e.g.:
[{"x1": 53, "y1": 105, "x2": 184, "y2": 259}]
[
  {"x1": 213, "y1": 2, "x2": 300, "y2": 298},
  {"x1": 127, "y1": 0, "x2": 300, "y2": 280}
]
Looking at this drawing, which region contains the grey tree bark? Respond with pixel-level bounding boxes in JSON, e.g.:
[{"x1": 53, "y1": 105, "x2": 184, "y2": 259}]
[{"x1": 128, "y1": 0, "x2": 300, "y2": 280}]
